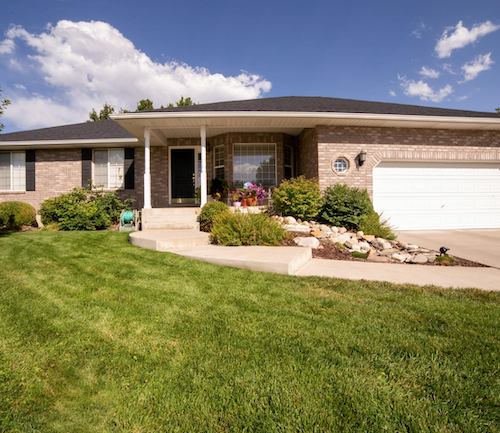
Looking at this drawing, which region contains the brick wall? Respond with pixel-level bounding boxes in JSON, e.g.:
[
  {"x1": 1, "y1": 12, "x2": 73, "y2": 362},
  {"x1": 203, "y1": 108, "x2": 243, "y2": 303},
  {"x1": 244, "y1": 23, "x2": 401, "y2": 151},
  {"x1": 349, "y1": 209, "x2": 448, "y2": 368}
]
[
  {"x1": 316, "y1": 125, "x2": 500, "y2": 195},
  {"x1": 297, "y1": 128, "x2": 318, "y2": 179}
]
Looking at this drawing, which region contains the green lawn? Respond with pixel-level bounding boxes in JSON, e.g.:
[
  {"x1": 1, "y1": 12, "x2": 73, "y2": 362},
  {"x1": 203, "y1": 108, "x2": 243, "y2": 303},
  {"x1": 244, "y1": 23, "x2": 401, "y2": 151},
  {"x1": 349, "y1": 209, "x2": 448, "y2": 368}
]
[{"x1": 0, "y1": 231, "x2": 499, "y2": 432}]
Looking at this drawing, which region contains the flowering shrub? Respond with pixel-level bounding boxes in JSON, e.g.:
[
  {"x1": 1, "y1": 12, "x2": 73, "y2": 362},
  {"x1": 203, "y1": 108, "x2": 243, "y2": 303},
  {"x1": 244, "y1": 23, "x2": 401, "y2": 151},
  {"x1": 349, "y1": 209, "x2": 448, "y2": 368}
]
[{"x1": 234, "y1": 182, "x2": 267, "y2": 202}]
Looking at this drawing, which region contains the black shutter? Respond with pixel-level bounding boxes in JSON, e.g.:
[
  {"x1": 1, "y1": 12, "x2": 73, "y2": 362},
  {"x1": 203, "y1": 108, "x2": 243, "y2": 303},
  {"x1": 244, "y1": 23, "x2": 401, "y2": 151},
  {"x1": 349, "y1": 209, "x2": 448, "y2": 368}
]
[
  {"x1": 124, "y1": 148, "x2": 135, "y2": 190},
  {"x1": 25, "y1": 150, "x2": 35, "y2": 191},
  {"x1": 82, "y1": 149, "x2": 92, "y2": 188}
]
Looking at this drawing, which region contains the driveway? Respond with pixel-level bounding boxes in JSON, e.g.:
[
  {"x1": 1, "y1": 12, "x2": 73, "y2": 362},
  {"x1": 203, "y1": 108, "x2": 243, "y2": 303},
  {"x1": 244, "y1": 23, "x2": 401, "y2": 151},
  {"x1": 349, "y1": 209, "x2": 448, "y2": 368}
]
[{"x1": 396, "y1": 229, "x2": 500, "y2": 269}]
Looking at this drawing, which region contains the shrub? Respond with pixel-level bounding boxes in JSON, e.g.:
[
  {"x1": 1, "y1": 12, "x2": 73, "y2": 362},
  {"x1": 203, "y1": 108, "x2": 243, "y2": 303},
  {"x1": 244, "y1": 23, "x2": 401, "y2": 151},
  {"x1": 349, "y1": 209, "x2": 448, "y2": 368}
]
[
  {"x1": 359, "y1": 211, "x2": 396, "y2": 240},
  {"x1": 211, "y1": 212, "x2": 289, "y2": 246},
  {"x1": 272, "y1": 176, "x2": 323, "y2": 220},
  {"x1": 39, "y1": 184, "x2": 133, "y2": 231},
  {"x1": 435, "y1": 255, "x2": 456, "y2": 264},
  {"x1": 0, "y1": 201, "x2": 37, "y2": 230},
  {"x1": 320, "y1": 184, "x2": 374, "y2": 230},
  {"x1": 199, "y1": 201, "x2": 230, "y2": 232}
]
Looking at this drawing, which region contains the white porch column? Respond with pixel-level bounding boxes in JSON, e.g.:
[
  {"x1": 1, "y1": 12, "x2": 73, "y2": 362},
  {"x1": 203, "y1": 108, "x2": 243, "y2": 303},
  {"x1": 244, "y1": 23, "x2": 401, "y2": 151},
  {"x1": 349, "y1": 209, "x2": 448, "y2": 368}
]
[
  {"x1": 144, "y1": 127, "x2": 152, "y2": 209},
  {"x1": 200, "y1": 125, "x2": 208, "y2": 206}
]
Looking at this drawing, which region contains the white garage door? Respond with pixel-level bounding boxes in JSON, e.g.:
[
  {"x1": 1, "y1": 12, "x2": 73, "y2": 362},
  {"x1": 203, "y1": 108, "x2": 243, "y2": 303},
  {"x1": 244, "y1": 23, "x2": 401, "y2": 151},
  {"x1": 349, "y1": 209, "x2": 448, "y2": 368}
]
[{"x1": 373, "y1": 161, "x2": 500, "y2": 230}]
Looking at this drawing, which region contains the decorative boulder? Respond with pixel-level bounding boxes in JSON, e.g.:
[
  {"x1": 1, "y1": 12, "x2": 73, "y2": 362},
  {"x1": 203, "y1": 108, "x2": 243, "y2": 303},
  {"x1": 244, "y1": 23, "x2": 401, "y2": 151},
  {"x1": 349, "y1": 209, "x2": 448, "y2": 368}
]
[
  {"x1": 284, "y1": 216, "x2": 297, "y2": 225},
  {"x1": 294, "y1": 237, "x2": 320, "y2": 249}
]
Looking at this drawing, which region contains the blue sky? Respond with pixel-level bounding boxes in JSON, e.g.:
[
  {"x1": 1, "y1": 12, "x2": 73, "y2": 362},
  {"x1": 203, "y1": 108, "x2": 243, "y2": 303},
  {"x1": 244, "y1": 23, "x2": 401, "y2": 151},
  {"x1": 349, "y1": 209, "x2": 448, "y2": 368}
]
[{"x1": 0, "y1": 0, "x2": 499, "y2": 132}]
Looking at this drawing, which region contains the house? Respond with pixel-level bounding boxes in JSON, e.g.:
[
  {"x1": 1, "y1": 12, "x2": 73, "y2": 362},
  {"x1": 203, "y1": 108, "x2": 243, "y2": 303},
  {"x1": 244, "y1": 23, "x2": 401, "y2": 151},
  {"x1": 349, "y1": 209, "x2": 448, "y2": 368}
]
[{"x1": 1, "y1": 96, "x2": 499, "y2": 230}]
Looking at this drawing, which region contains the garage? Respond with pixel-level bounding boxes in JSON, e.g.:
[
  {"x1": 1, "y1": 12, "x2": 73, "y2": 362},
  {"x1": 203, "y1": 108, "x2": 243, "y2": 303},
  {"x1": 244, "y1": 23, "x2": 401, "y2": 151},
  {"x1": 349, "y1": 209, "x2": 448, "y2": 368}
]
[{"x1": 373, "y1": 161, "x2": 500, "y2": 230}]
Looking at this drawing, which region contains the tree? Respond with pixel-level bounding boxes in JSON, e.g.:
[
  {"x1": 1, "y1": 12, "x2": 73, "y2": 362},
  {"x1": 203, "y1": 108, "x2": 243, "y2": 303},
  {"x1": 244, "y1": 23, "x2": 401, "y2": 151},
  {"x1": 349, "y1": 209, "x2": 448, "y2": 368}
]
[
  {"x1": 161, "y1": 96, "x2": 196, "y2": 108},
  {"x1": 0, "y1": 85, "x2": 11, "y2": 132},
  {"x1": 496, "y1": 107, "x2": 500, "y2": 113},
  {"x1": 136, "y1": 99, "x2": 154, "y2": 111},
  {"x1": 88, "y1": 103, "x2": 115, "y2": 121}
]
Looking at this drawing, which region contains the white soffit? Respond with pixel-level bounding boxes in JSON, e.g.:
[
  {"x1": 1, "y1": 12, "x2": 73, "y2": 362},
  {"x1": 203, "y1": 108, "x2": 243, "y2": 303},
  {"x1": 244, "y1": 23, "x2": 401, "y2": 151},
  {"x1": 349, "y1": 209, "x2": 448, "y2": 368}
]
[
  {"x1": 0, "y1": 137, "x2": 138, "y2": 150},
  {"x1": 111, "y1": 110, "x2": 500, "y2": 140}
]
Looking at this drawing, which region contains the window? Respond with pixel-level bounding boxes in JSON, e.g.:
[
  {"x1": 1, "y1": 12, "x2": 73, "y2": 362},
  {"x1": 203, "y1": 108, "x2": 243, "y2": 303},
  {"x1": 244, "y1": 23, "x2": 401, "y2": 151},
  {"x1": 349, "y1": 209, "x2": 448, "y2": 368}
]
[
  {"x1": 233, "y1": 144, "x2": 276, "y2": 187},
  {"x1": 284, "y1": 145, "x2": 293, "y2": 179},
  {"x1": 0, "y1": 151, "x2": 26, "y2": 191},
  {"x1": 93, "y1": 149, "x2": 124, "y2": 189},
  {"x1": 334, "y1": 157, "x2": 349, "y2": 174},
  {"x1": 213, "y1": 145, "x2": 225, "y2": 179}
]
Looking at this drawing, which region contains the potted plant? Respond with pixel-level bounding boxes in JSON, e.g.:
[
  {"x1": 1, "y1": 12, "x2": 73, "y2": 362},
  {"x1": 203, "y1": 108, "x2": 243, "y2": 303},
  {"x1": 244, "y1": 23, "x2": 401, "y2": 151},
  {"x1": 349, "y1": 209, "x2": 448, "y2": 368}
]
[
  {"x1": 231, "y1": 191, "x2": 241, "y2": 208},
  {"x1": 240, "y1": 182, "x2": 267, "y2": 206},
  {"x1": 209, "y1": 178, "x2": 229, "y2": 202}
]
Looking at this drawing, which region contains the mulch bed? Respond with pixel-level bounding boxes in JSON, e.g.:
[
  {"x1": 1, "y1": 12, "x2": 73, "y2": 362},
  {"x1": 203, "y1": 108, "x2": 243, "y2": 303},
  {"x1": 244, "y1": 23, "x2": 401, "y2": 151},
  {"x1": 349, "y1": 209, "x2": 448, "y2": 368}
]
[{"x1": 282, "y1": 232, "x2": 487, "y2": 268}]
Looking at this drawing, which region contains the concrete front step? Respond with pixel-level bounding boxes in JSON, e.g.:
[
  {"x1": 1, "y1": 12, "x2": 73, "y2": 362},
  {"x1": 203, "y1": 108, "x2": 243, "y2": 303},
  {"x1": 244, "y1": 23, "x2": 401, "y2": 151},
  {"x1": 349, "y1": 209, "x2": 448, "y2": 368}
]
[
  {"x1": 130, "y1": 230, "x2": 210, "y2": 250},
  {"x1": 143, "y1": 215, "x2": 199, "y2": 223},
  {"x1": 142, "y1": 222, "x2": 200, "y2": 231},
  {"x1": 142, "y1": 207, "x2": 201, "y2": 216}
]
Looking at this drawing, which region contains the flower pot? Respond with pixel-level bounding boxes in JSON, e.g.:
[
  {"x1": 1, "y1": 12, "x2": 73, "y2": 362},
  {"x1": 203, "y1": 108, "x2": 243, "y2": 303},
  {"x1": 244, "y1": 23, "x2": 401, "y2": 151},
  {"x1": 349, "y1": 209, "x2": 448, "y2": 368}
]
[
  {"x1": 246, "y1": 196, "x2": 257, "y2": 206},
  {"x1": 233, "y1": 201, "x2": 241, "y2": 208}
]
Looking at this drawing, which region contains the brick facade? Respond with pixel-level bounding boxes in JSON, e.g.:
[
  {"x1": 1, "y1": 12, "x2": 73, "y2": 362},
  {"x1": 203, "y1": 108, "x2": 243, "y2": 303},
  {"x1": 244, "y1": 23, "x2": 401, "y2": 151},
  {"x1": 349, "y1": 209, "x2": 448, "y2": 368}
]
[
  {"x1": 315, "y1": 126, "x2": 500, "y2": 195},
  {"x1": 2, "y1": 125, "x2": 499, "y2": 210}
]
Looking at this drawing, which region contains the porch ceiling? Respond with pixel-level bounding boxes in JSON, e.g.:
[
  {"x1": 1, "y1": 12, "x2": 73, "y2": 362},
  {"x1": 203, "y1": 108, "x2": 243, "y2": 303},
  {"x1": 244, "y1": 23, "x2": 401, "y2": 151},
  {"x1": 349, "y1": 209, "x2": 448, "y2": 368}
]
[{"x1": 110, "y1": 111, "x2": 500, "y2": 144}]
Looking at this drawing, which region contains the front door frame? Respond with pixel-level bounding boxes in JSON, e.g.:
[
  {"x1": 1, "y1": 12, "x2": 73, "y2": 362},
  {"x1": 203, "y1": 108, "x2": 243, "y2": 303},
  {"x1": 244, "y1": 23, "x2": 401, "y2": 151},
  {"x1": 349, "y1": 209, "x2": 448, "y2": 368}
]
[{"x1": 168, "y1": 145, "x2": 201, "y2": 205}]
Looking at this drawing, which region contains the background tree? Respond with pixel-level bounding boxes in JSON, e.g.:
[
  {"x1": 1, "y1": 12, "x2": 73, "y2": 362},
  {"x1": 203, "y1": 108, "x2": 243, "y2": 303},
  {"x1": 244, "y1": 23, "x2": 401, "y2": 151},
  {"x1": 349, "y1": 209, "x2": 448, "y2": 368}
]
[
  {"x1": 136, "y1": 99, "x2": 154, "y2": 111},
  {"x1": 0, "y1": 85, "x2": 11, "y2": 132},
  {"x1": 88, "y1": 103, "x2": 115, "y2": 121},
  {"x1": 162, "y1": 96, "x2": 196, "y2": 108},
  {"x1": 496, "y1": 107, "x2": 499, "y2": 113}
]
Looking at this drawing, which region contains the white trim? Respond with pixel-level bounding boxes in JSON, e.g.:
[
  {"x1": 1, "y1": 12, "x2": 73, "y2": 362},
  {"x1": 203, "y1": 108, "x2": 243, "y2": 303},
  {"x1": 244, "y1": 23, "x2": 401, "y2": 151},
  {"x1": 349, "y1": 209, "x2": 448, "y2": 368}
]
[
  {"x1": 213, "y1": 145, "x2": 225, "y2": 179},
  {"x1": 144, "y1": 127, "x2": 151, "y2": 209},
  {"x1": 168, "y1": 145, "x2": 202, "y2": 205},
  {"x1": 232, "y1": 143, "x2": 277, "y2": 187},
  {"x1": 0, "y1": 150, "x2": 26, "y2": 192},
  {"x1": 0, "y1": 138, "x2": 138, "y2": 148},
  {"x1": 110, "y1": 110, "x2": 500, "y2": 127},
  {"x1": 200, "y1": 125, "x2": 207, "y2": 207},
  {"x1": 92, "y1": 148, "x2": 125, "y2": 190}
]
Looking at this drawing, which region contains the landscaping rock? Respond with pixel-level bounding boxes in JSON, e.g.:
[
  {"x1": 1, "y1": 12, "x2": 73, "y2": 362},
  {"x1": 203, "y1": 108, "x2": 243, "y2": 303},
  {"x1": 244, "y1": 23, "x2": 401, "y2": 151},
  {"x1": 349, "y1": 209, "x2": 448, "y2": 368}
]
[
  {"x1": 369, "y1": 240, "x2": 382, "y2": 249},
  {"x1": 362, "y1": 235, "x2": 375, "y2": 241},
  {"x1": 311, "y1": 230, "x2": 323, "y2": 237},
  {"x1": 397, "y1": 240, "x2": 407, "y2": 248},
  {"x1": 329, "y1": 233, "x2": 351, "y2": 245},
  {"x1": 378, "y1": 248, "x2": 401, "y2": 256},
  {"x1": 406, "y1": 244, "x2": 419, "y2": 250},
  {"x1": 330, "y1": 227, "x2": 339, "y2": 235},
  {"x1": 318, "y1": 224, "x2": 332, "y2": 233},
  {"x1": 381, "y1": 241, "x2": 392, "y2": 250},
  {"x1": 368, "y1": 250, "x2": 392, "y2": 262},
  {"x1": 351, "y1": 244, "x2": 361, "y2": 252},
  {"x1": 294, "y1": 237, "x2": 320, "y2": 249},
  {"x1": 358, "y1": 241, "x2": 371, "y2": 252},
  {"x1": 284, "y1": 216, "x2": 296, "y2": 225},
  {"x1": 411, "y1": 254, "x2": 428, "y2": 264},
  {"x1": 392, "y1": 253, "x2": 411, "y2": 263},
  {"x1": 344, "y1": 240, "x2": 353, "y2": 248},
  {"x1": 357, "y1": 231, "x2": 364, "y2": 237},
  {"x1": 339, "y1": 227, "x2": 347, "y2": 234},
  {"x1": 284, "y1": 224, "x2": 311, "y2": 233}
]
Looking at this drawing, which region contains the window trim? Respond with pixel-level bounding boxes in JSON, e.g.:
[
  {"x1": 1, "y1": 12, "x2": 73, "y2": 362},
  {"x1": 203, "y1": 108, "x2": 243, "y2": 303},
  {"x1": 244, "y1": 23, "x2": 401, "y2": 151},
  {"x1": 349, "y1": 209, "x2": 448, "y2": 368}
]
[
  {"x1": 0, "y1": 151, "x2": 26, "y2": 192},
  {"x1": 213, "y1": 145, "x2": 225, "y2": 179},
  {"x1": 232, "y1": 143, "x2": 277, "y2": 187},
  {"x1": 92, "y1": 148, "x2": 125, "y2": 190}
]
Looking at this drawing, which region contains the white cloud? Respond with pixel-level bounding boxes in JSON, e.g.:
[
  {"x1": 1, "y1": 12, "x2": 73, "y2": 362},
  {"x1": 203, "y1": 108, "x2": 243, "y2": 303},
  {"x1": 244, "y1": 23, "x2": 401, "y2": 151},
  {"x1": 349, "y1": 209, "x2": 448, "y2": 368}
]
[
  {"x1": 435, "y1": 20, "x2": 500, "y2": 58},
  {"x1": 460, "y1": 53, "x2": 494, "y2": 82},
  {"x1": 1, "y1": 20, "x2": 272, "y2": 130},
  {"x1": 412, "y1": 22, "x2": 426, "y2": 39},
  {"x1": 0, "y1": 38, "x2": 15, "y2": 54},
  {"x1": 457, "y1": 95, "x2": 469, "y2": 101},
  {"x1": 419, "y1": 66, "x2": 440, "y2": 79},
  {"x1": 398, "y1": 75, "x2": 453, "y2": 103},
  {"x1": 389, "y1": 90, "x2": 396, "y2": 97},
  {"x1": 441, "y1": 63, "x2": 457, "y2": 75},
  {"x1": 14, "y1": 84, "x2": 26, "y2": 90}
]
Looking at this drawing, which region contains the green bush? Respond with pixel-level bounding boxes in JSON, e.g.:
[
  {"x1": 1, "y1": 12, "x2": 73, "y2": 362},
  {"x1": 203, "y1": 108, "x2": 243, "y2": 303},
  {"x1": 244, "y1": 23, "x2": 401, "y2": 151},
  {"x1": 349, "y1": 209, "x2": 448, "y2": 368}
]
[
  {"x1": 0, "y1": 201, "x2": 37, "y2": 230},
  {"x1": 39, "y1": 184, "x2": 133, "y2": 231},
  {"x1": 199, "y1": 201, "x2": 231, "y2": 232},
  {"x1": 320, "y1": 184, "x2": 374, "y2": 230},
  {"x1": 272, "y1": 176, "x2": 323, "y2": 220},
  {"x1": 359, "y1": 211, "x2": 396, "y2": 240},
  {"x1": 211, "y1": 212, "x2": 289, "y2": 246}
]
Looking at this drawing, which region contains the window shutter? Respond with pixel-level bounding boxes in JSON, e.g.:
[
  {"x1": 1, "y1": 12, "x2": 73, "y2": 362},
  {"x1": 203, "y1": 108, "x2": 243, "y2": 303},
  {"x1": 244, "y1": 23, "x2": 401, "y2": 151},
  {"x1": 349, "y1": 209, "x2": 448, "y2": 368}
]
[
  {"x1": 25, "y1": 150, "x2": 35, "y2": 191},
  {"x1": 82, "y1": 149, "x2": 92, "y2": 188},
  {"x1": 124, "y1": 148, "x2": 135, "y2": 190}
]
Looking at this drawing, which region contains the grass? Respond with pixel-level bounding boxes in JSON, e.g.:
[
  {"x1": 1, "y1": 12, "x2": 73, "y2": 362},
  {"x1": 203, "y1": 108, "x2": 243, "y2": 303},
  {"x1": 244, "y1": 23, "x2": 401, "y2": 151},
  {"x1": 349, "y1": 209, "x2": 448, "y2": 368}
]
[{"x1": 0, "y1": 231, "x2": 499, "y2": 432}]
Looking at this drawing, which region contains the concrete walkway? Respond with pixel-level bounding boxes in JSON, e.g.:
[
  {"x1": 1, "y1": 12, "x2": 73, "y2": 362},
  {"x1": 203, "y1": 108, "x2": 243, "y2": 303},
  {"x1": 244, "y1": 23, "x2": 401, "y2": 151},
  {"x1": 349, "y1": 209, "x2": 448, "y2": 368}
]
[
  {"x1": 163, "y1": 245, "x2": 500, "y2": 292},
  {"x1": 130, "y1": 230, "x2": 500, "y2": 291}
]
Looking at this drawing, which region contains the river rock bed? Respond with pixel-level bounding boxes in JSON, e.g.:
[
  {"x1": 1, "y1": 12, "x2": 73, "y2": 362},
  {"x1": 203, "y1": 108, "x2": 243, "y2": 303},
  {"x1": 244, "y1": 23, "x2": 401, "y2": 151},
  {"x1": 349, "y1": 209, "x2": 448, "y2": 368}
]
[{"x1": 276, "y1": 216, "x2": 486, "y2": 267}]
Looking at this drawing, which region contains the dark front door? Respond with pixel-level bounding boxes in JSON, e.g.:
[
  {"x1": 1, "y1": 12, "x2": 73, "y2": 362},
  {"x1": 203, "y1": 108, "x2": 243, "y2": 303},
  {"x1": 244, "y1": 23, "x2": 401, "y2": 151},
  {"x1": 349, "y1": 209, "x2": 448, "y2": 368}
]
[{"x1": 171, "y1": 148, "x2": 195, "y2": 202}]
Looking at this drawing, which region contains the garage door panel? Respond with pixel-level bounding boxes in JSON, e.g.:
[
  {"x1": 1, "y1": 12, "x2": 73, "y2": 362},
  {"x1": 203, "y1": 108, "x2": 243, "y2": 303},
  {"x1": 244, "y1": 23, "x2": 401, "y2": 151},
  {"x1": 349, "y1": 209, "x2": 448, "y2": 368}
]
[{"x1": 373, "y1": 162, "x2": 500, "y2": 230}]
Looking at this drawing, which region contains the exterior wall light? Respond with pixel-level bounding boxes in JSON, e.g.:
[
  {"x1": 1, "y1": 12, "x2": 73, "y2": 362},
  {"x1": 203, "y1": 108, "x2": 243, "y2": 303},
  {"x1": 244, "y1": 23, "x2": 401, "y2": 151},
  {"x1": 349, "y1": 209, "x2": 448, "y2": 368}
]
[{"x1": 358, "y1": 149, "x2": 367, "y2": 166}]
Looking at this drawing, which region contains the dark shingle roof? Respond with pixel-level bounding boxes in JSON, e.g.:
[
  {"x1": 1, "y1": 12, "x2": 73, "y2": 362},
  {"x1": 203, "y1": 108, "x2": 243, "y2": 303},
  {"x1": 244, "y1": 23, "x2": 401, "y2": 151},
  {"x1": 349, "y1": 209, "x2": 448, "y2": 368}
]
[
  {"x1": 0, "y1": 119, "x2": 135, "y2": 142},
  {"x1": 147, "y1": 96, "x2": 500, "y2": 119}
]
